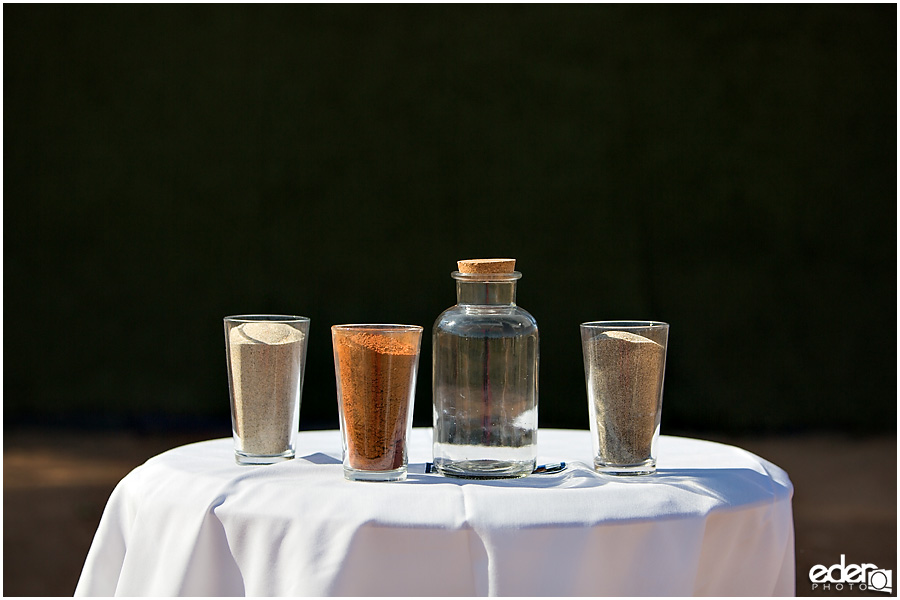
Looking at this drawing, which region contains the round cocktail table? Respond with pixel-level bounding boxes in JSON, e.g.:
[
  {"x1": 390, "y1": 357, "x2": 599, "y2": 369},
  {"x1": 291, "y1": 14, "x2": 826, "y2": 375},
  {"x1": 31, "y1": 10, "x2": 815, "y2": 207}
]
[{"x1": 75, "y1": 428, "x2": 794, "y2": 596}]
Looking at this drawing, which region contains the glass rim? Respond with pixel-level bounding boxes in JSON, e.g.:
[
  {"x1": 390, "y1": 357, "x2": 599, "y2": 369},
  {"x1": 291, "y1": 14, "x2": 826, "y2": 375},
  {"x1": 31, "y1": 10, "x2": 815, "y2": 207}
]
[
  {"x1": 580, "y1": 320, "x2": 669, "y2": 329},
  {"x1": 331, "y1": 324, "x2": 424, "y2": 333},
  {"x1": 451, "y1": 271, "x2": 522, "y2": 281},
  {"x1": 224, "y1": 314, "x2": 310, "y2": 323}
]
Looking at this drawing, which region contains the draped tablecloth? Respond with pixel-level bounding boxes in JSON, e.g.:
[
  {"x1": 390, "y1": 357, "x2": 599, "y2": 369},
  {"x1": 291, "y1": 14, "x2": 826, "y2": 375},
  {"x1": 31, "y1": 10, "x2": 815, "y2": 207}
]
[{"x1": 75, "y1": 428, "x2": 794, "y2": 596}]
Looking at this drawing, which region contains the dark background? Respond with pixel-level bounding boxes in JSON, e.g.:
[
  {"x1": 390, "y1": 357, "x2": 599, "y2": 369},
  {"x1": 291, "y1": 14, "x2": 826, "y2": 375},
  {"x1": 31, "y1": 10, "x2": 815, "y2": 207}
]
[{"x1": 4, "y1": 4, "x2": 896, "y2": 437}]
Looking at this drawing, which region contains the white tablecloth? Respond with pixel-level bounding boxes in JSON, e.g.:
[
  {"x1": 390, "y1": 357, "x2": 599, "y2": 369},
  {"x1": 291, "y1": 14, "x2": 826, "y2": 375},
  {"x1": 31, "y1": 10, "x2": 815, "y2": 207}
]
[{"x1": 75, "y1": 428, "x2": 794, "y2": 596}]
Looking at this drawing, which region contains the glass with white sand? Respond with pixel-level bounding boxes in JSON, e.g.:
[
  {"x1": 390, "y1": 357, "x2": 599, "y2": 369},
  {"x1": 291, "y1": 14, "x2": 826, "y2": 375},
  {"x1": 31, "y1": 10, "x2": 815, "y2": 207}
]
[
  {"x1": 224, "y1": 315, "x2": 310, "y2": 465},
  {"x1": 580, "y1": 321, "x2": 669, "y2": 475}
]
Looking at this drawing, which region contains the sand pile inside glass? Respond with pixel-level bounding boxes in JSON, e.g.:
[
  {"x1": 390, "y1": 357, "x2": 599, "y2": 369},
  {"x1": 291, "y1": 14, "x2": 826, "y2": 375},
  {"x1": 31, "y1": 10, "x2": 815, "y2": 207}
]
[
  {"x1": 584, "y1": 330, "x2": 665, "y2": 465},
  {"x1": 334, "y1": 330, "x2": 418, "y2": 471},
  {"x1": 228, "y1": 322, "x2": 306, "y2": 455}
]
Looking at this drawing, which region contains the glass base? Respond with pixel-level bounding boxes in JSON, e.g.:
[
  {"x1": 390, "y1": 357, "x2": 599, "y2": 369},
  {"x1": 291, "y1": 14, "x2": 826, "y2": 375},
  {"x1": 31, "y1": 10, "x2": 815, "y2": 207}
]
[
  {"x1": 235, "y1": 449, "x2": 294, "y2": 465},
  {"x1": 594, "y1": 457, "x2": 656, "y2": 476},
  {"x1": 434, "y1": 458, "x2": 534, "y2": 479},
  {"x1": 344, "y1": 466, "x2": 407, "y2": 482}
]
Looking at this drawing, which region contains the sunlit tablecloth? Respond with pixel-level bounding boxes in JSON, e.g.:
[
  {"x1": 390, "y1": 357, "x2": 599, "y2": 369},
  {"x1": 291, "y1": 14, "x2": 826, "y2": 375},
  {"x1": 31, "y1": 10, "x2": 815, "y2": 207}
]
[{"x1": 75, "y1": 428, "x2": 794, "y2": 596}]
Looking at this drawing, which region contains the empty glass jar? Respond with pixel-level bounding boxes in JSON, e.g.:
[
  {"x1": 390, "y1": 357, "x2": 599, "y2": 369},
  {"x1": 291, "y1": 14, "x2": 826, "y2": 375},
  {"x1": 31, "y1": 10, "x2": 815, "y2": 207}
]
[{"x1": 432, "y1": 258, "x2": 539, "y2": 478}]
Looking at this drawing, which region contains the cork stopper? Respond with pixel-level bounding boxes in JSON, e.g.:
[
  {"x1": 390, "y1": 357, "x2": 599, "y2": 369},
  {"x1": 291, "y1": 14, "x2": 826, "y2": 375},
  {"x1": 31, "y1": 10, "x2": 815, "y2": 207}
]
[{"x1": 457, "y1": 258, "x2": 516, "y2": 273}]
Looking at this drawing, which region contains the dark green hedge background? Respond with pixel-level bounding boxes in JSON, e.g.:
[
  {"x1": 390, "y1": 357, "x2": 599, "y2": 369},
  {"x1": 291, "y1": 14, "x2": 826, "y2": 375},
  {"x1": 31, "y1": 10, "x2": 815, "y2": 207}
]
[{"x1": 4, "y1": 4, "x2": 896, "y2": 435}]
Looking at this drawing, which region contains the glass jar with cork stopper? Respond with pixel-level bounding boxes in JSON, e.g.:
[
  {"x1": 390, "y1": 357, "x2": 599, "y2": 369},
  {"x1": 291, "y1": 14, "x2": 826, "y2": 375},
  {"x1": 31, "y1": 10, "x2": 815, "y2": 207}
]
[{"x1": 432, "y1": 258, "x2": 539, "y2": 479}]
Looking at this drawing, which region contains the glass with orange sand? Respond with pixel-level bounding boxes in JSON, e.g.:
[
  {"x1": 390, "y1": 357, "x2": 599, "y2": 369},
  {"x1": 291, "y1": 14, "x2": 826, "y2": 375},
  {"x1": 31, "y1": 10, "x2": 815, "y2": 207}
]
[{"x1": 332, "y1": 324, "x2": 423, "y2": 482}]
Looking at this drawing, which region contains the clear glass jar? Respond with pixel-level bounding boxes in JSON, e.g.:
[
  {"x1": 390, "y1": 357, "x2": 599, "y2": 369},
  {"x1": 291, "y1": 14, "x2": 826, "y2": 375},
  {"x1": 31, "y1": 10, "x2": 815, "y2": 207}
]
[{"x1": 432, "y1": 262, "x2": 539, "y2": 478}]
